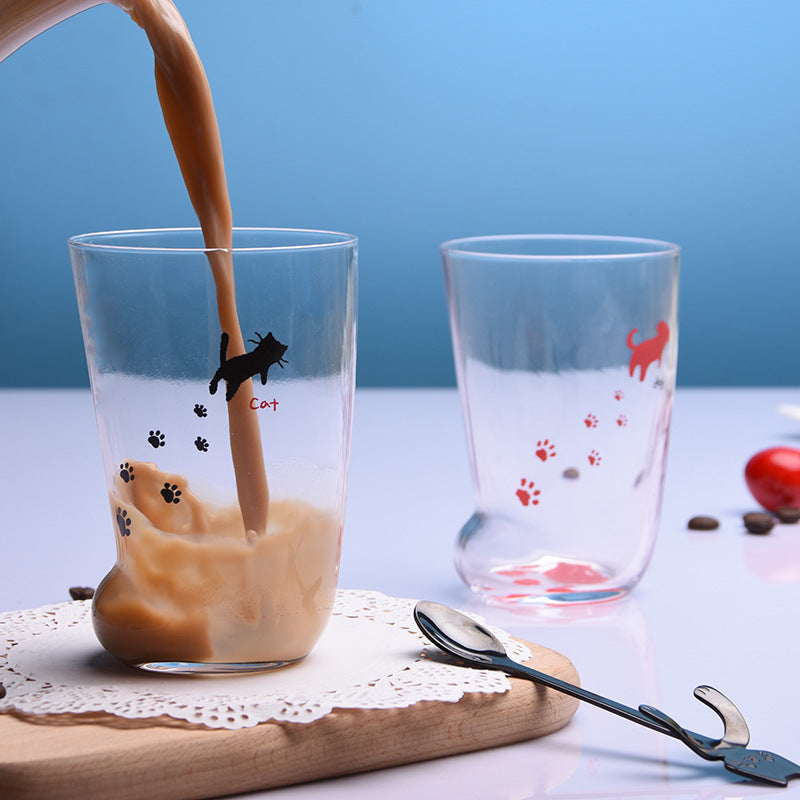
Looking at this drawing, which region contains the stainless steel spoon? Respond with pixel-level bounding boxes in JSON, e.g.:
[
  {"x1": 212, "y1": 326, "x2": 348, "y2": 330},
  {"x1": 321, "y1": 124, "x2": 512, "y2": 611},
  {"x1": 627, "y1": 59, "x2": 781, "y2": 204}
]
[{"x1": 414, "y1": 600, "x2": 800, "y2": 786}]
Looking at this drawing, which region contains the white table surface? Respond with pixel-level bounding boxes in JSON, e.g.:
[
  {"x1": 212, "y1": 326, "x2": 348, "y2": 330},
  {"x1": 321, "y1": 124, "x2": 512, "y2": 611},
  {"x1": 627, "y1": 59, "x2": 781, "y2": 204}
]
[{"x1": 2, "y1": 386, "x2": 800, "y2": 798}]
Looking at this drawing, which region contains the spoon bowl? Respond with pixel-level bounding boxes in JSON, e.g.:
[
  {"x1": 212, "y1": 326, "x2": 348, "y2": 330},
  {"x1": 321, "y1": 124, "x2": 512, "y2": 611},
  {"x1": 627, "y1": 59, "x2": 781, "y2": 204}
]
[{"x1": 413, "y1": 601, "x2": 506, "y2": 665}]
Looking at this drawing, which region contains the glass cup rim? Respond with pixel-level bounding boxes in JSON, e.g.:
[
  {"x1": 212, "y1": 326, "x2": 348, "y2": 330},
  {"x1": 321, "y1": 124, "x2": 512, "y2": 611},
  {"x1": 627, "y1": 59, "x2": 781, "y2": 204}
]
[
  {"x1": 439, "y1": 233, "x2": 680, "y2": 260},
  {"x1": 68, "y1": 226, "x2": 358, "y2": 254}
]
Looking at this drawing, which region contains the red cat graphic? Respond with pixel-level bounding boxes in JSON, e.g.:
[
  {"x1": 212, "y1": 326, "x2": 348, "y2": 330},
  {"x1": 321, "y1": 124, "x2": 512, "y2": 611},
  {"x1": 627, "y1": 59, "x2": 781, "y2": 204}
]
[{"x1": 627, "y1": 320, "x2": 670, "y2": 382}]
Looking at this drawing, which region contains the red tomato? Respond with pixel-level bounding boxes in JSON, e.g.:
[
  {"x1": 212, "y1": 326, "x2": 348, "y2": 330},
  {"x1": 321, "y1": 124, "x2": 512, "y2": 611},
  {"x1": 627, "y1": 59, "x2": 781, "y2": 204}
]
[{"x1": 744, "y1": 447, "x2": 800, "y2": 511}]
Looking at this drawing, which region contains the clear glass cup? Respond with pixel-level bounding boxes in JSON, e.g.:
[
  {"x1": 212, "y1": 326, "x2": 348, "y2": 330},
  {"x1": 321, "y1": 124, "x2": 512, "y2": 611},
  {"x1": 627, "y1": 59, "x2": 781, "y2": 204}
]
[
  {"x1": 441, "y1": 235, "x2": 679, "y2": 605},
  {"x1": 70, "y1": 228, "x2": 358, "y2": 672}
]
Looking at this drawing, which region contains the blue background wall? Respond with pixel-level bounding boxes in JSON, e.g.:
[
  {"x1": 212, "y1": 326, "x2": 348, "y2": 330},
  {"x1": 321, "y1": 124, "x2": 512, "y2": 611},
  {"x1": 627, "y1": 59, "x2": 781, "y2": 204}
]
[{"x1": 1, "y1": 0, "x2": 799, "y2": 388}]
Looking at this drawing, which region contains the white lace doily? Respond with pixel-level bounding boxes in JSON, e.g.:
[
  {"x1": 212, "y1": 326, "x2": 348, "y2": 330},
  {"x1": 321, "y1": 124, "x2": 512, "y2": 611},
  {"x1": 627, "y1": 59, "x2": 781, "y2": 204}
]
[{"x1": 0, "y1": 589, "x2": 529, "y2": 730}]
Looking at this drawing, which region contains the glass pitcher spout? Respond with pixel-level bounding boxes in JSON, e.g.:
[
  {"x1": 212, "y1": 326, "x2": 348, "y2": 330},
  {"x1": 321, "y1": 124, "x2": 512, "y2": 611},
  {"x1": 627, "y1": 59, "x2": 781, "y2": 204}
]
[{"x1": 0, "y1": 0, "x2": 107, "y2": 62}]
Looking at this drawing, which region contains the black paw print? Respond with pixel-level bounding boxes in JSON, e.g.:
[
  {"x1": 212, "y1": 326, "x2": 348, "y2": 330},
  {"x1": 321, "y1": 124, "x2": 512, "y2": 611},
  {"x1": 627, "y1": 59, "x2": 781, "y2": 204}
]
[
  {"x1": 160, "y1": 483, "x2": 182, "y2": 504},
  {"x1": 194, "y1": 436, "x2": 209, "y2": 452},
  {"x1": 116, "y1": 507, "x2": 132, "y2": 537},
  {"x1": 193, "y1": 404, "x2": 208, "y2": 418},
  {"x1": 119, "y1": 462, "x2": 135, "y2": 483},
  {"x1": 148, "y1": 430, "x2": 166, "y2": 448}
]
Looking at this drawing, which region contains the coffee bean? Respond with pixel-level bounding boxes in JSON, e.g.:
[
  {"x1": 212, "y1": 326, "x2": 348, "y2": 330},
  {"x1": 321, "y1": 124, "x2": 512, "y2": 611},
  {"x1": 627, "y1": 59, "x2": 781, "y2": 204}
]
[
  {"x1": 69, "y1": 586, "x2": 95, "y2": 601},
  {"x1": 687, "y1": 515, "x2": 720, "y2": 531},
  {"x1": 0, "y1": 684, "x2": 5, "y2": 699},
  {"x1": 743, "y1": 512, "x2": 775, "y2": 535},
  {"x1": 562, "y1": 467, "x2": 580, "y2": 480},
  {"x1": 775, "y1": 507, "x2": 800, "y2": 524}
]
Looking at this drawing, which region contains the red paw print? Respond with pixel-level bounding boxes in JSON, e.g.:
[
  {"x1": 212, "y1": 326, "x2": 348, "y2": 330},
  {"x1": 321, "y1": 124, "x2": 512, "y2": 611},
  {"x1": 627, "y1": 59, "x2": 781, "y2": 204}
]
[
  {"x1": 588, "y1": 450, "x2": 602, "y2": 466},
  {"x1": 516, "y1": 478, "x2": 541, "y2": 507},
  {"x1": 616, "y1": 415, "x2": 628, "y2": 427},
  {"x1": 535, "y1": 439, "x2": 556, "y2": 462},
  {"x1": 614, "y1": 390, "x2": 624, "y2": 401},
  {"x1": 584, "y1": 414, "x2": 598, "y2": 429}
]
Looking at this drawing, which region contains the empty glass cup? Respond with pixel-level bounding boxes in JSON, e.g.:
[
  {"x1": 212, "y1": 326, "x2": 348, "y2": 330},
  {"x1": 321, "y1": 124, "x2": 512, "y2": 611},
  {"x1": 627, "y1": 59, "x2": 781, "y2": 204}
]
[{"x1": 441, "y1": 235, "x2": 679, "y2": 605}]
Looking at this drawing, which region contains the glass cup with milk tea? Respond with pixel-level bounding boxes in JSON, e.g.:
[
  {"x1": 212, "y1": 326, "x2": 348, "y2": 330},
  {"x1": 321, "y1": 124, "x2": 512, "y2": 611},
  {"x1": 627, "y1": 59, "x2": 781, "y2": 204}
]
[
  {"x1": 1, "y1": 1, "x2": 358, "y2": 672},
  {"x1": 441, "y1": 235, "x2": 679, "y2": 605},
  {"x1": 70, "y1": 228, "x2": 357, "y2": 672}
]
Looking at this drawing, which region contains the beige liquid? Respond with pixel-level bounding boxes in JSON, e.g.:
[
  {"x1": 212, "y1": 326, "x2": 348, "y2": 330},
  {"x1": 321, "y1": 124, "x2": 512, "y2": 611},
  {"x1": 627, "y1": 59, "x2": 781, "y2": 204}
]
[
  {"x1": 1, "y1": 0, "x2": 341, "y2": 664},
  {"x1": 98, "y1": 462, "x2": 341, "y2": 664}
]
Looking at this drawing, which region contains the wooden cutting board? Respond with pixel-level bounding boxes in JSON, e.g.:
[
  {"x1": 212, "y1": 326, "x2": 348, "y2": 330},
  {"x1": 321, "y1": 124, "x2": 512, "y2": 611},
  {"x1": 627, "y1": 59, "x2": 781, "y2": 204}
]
[{"x1": 0, "y1": 639, "x2": 579, "y2": 800}]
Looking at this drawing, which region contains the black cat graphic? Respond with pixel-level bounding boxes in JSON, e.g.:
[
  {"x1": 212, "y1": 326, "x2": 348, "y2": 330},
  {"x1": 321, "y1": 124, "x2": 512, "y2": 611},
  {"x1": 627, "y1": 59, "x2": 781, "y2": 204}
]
[{"x1": 209, "y1": 331, "x2": 288, "y2": 402}]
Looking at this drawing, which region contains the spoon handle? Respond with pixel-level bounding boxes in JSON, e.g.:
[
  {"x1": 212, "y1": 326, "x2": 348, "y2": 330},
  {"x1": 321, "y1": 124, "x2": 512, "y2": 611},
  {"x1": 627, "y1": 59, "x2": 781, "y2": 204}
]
[{"x1": 495, "y1": 655, "x2": 684, "y2": 738}]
